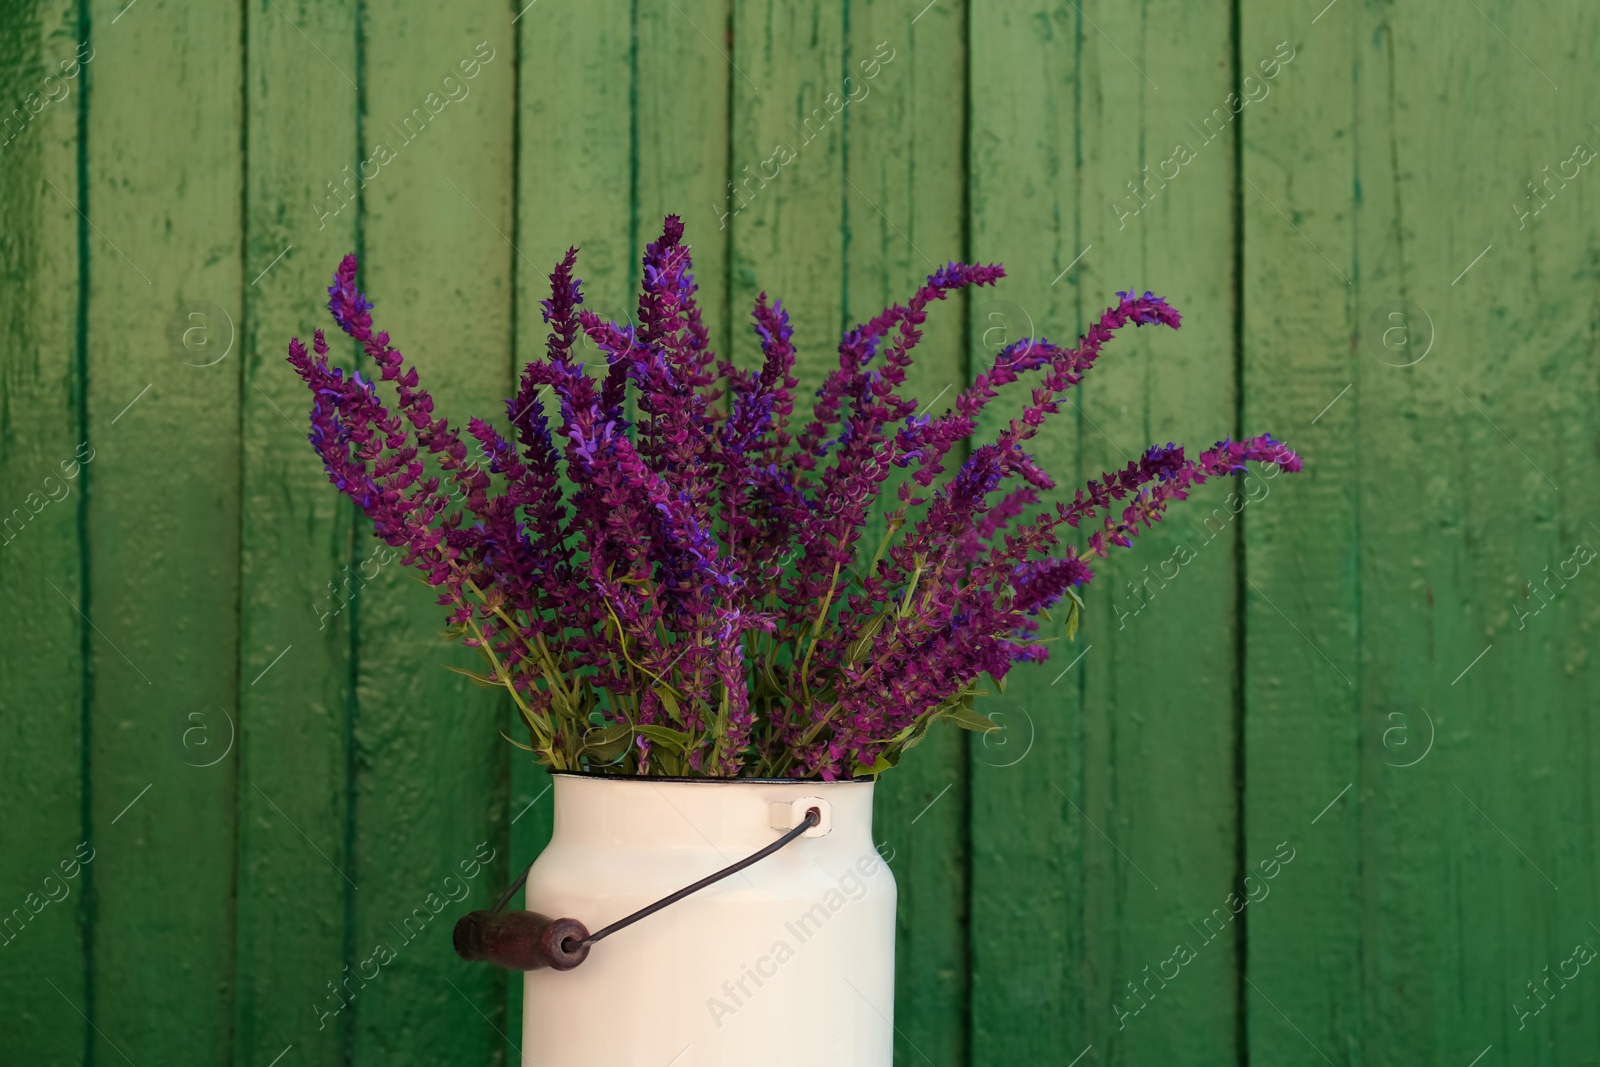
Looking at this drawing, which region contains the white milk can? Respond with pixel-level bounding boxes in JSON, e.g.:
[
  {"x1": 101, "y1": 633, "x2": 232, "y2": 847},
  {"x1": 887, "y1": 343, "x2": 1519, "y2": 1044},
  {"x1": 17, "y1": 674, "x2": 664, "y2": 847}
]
[{"x1": 517, "y1": 774, "x2": 896, "y2": 1066}]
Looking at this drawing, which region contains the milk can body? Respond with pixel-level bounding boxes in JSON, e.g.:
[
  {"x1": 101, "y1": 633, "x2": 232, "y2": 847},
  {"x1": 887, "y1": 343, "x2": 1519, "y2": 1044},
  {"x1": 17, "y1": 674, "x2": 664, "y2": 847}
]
[{"x1": 522, "y1": 774, "x2": 896, "y2": 1066}]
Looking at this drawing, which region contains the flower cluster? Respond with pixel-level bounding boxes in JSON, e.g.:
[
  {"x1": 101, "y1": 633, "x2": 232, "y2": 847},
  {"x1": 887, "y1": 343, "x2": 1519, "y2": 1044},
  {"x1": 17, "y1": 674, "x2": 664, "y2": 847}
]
[{"x1": 288, "y1": 216, "x2": 1301, "y2": 780}]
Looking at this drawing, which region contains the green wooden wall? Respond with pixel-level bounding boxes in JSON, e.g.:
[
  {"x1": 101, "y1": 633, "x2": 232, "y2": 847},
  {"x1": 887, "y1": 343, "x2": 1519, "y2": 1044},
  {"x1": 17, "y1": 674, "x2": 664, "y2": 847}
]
[{"x1": 2, "y1": 1, "x2": 1596, "y2": 1064}]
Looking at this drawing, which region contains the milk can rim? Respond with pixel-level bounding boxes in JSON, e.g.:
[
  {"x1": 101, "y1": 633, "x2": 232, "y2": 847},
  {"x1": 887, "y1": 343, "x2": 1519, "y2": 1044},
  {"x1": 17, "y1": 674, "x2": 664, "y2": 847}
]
[{"x1": 548, "y1": 770, "x2": 875, "y2": 785}]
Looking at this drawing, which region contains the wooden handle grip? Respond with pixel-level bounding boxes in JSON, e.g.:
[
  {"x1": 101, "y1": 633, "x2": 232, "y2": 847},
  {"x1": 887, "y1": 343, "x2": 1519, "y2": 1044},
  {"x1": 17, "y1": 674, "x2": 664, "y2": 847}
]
[{"x1": 452, "y1": 910, "x2": 591, "y2": 971}]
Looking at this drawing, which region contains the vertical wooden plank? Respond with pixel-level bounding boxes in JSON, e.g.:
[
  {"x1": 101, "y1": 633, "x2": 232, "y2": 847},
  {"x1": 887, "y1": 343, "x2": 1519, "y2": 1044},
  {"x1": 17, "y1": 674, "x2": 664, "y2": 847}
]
[
  {"x1": 353, "y1": 6, "x2": 516, "y2": 1065},
  {"x1": 518, "y1": 0, "x2": 634, "y2": 328},
  {"x1": 1076, "y1": 0, "x2": 1243, "y2": 1062},
  {"x1": 512, "y1": 2, "x2": 632, "y2": 1058},
  {"x1": 1359, "y1": 8, "x2": 1599, "y2": 1063},
  {"x1": 637, "y1": 0, "x2": 731, "y2": 358},
  {"x1": 1245, "y1": 1, "x2": 1600, "y2": 1065},
  {"x1": 966, "y1": 2, "x2": 1087, "y2": 1061},
  {"x1": 1402, "y1": 2, "x2": 1600, "y2": 1063},
  {"x1": 85, "y1": 0, "x2": 242, "y2": 1062},
  {"x1": 1237, "y1": 2, "x2": 1361, "y2": 1063},
  {"x1": 237, "y1": 1, "x2": 358, "y2": 1065},
  {"x1": 840, "y1": 2, "x2": 971, "y2": 1063},
  {"x1": 1331, "y1": 12, "x2": 1432, "y2": 1063},
  {"x1": 0, "y1": 2, "x2": 88, "y2": 1062},
  {"x1": 728, "y1": 0, "x2": 844, "y2": 372}
]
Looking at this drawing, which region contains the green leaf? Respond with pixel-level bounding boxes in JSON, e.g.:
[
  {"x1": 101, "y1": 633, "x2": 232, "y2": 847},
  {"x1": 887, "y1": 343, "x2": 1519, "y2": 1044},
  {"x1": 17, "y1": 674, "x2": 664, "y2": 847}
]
[
  {"x1": 653, "y1": 685, "x2": 684, "y2": 724},
  {"x1": 942, "y1": 703, "x2": 1001, "y2": 734},
  {"x1": 499, "y1": 730, "x2": 536, "y2": 752},
  {"x1": 758, "y1": 663, "x2": 783, "y2": 696},
  {"x1": 845, "y1": 612, "x2": 893, "y2": 666},
  {"x1": 517, "y1": 703, "x2": 545, "y2": 735},
  {"x1": 1064, "y1": 587, "x2": 1086, "y2": 641},
  {"x1": 853, "y1": 753, "x2": 894, "y2": 777},
  {"x1": 443, "y1": 664, "x2": 502, "y2": 688},
  {"x1": 580, "y1": 723, "x2": 632, "y2": 762},
  {"x1": 546, "y1": 688, "x2": 578, "y2": 721},
  {"x1": 635, "y1": 724, "x2": 692, "y2": 753}
]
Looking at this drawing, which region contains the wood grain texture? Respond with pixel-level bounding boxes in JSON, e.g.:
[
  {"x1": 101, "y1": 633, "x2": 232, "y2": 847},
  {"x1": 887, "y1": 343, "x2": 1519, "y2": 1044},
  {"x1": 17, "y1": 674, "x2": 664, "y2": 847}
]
[
  {"x1": 1243, "y1": 3, "x2": 1600, "y2": 1067},
  {"x1": 237, "y1": 1, "x2": 359, "y2": 1064},
  {"x1": 1363, "y1": 7, "x2": 1599, "y2": 1062},
  {"x1": 729, "y1": 0, "x2": 844, "y2": 373},
  {"x1": 83, "y1": 0, "x2": 243, "y2": 1063},
  {"x1": 637, "y1": 0, "x2": 732, "y2": 358},
  {"x1": 1236, "y1": 6, "x2": 1362, "y2": 1066},
  {"x1": 3, "y1": 3, "x2": 1600, "y2": 1065},
  {"x1": 840, "y1": 2, "x2": 972, "y2": 1063},
  {"x1": 0, "y1": 2, "x2": 88, "y2": 1063},
  {"x1": 966, "y1": 2, "x2": 1088, "y2": 1062},
  {"x1": 517, "y1": 0, "x2": 633, "y2": 325},
  {"x1": 1075, "y1": 1, "x2": 1245, "y2": 1061},
  {"x1": 353, "y1": 7, "x2": 515, "y2": 1064}
]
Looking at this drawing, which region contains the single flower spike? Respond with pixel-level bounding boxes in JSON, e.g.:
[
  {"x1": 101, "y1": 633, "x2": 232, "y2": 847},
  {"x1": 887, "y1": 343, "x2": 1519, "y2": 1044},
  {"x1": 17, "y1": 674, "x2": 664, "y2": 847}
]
[{"x1": 288, "y1": 218, "x2": 1303, "y2": 780}]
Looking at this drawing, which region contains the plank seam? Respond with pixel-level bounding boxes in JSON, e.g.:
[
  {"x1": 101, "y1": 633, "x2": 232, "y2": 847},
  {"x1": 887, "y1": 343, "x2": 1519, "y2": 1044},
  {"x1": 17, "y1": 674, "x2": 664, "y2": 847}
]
[
  {"x1": 343, "y1": 3, "x2": 368, "y2": 1063},
  {"x1": 1229, "y1": 2, "x2": 1249, "y2": 1065},
  {"x1": 958, "y1": 2, "x2": 974, "y2": 1063},
  {"x1": 74, "y1": 0, "x2": 97, "y2": 1063},
  {"x1": 231, "y1": 1, "x2": 249, "y2": 1063}
]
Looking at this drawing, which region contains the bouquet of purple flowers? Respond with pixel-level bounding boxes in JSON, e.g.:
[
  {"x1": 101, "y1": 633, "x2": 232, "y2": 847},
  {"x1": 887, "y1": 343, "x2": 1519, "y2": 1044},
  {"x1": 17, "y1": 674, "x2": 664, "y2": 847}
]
[{"x1": 288, "y1": 217, "x2": 1300, "y2": 780}]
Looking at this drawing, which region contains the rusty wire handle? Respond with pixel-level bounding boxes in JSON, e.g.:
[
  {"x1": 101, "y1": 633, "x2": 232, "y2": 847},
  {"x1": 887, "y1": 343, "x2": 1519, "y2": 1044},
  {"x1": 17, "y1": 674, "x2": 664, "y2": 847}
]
[
  {"x1": 454, "y1": 806, "x2": 821, "y2": 971},
  {"x1": 489, "y1": 859, "x2": 533, "y2": 915},
  {"x1": 577, "y1": 805, "x2": 820, "y2": 950}
]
